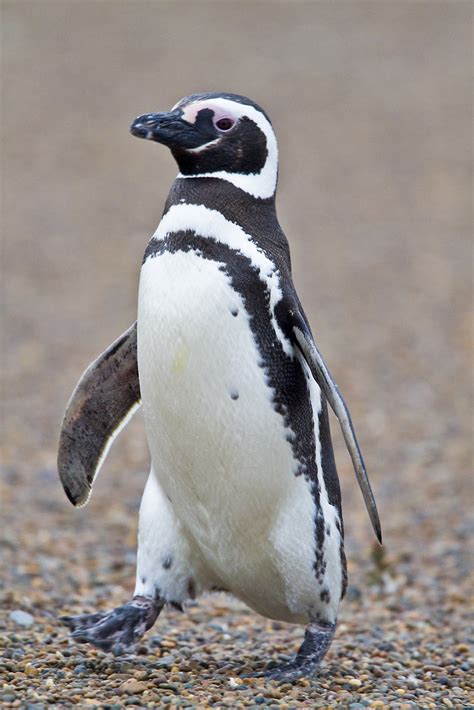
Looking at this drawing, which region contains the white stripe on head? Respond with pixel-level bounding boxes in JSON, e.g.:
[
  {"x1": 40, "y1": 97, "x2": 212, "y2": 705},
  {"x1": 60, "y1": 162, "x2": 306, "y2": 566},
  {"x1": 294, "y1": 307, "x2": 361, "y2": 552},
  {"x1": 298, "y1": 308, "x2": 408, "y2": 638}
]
[
  {"x1": 151, "y1": 203, "x2": 292, "y2": 356},
  {"x1": 186, "y1": 137, "x2": 222, "y2": 154},
  {"x1": 176, "y1": 97, "x2": 279, "y2": 200}
]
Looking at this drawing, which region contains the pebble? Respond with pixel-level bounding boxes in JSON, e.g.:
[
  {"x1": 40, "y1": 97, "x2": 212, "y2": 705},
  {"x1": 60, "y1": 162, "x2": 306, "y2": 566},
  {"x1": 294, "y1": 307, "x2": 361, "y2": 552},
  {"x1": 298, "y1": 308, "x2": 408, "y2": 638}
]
[
  {"x1": 157, "y1": 654, "x2": 176, "y2": 667},
  {"x1": 118, "y1": 679, "x2": 147, "y2": 694},
  {"x1": 9, "y1": 610, "x2": 34, "y2": 627},
  {"x1": 124, "y1": 696, "x2": 140, "y2": 705}
]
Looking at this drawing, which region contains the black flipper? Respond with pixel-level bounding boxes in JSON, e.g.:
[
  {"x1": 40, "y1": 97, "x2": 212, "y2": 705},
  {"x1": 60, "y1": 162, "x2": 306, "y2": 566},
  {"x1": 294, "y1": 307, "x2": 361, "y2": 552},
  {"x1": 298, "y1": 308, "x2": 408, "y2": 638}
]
[
  {"x1": 293, "y1": 323, "x2": 382, "y2": 544},
  {"x1": 57, "y1": 323, "x2": 141, "y2": 507}
]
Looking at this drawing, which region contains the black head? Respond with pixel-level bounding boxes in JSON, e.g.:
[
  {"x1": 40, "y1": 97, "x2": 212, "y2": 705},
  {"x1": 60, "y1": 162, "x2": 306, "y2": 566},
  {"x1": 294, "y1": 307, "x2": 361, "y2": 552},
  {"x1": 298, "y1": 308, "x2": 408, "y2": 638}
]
[{"x1": 130, "y1": 93, "x2": 278, "y2": 199}]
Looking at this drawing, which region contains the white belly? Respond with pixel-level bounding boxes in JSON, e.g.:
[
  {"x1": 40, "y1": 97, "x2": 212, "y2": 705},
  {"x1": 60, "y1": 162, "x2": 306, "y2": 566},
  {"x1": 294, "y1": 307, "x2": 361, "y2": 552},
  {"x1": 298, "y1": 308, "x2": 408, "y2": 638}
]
[{"x1": 138, "y1": 249, "x2": 327, "y2": 623}]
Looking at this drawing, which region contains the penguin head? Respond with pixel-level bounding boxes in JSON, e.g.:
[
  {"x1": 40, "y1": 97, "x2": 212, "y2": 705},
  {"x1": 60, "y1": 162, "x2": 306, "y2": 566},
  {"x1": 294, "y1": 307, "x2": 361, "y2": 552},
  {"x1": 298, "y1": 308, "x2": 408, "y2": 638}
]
[{"x1": 130, "y1": 93, "x2": 278, "y2": 199}]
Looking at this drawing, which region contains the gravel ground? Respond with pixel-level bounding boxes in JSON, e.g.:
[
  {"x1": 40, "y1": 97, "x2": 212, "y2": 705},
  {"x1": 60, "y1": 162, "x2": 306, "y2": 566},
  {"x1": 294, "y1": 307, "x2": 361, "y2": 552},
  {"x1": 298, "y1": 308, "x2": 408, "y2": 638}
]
[{"x1": 1, "y1": 1, "x2": 473, "y2": 708}]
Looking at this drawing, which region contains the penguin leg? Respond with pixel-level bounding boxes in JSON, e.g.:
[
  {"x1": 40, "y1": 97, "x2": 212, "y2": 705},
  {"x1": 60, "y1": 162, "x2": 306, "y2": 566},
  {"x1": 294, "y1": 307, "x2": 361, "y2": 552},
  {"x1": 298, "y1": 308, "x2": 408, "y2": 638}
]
[
  {"x1": 244, "y1": 619, "x2": 336, "y2": 682},
  {"x1": 60, "y1": 469, "x2": 199, "y2": 654},
  {"x1": 60, "y1": 594, "x2": 163, "y2": 655}
]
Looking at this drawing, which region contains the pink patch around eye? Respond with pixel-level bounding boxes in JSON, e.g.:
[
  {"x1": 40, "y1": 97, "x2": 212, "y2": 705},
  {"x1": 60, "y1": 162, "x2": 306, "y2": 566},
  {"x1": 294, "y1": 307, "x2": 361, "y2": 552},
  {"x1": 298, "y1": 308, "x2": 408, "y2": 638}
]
[{"x1": 181, "y1": 101, "x2": 237, "y2": 126}]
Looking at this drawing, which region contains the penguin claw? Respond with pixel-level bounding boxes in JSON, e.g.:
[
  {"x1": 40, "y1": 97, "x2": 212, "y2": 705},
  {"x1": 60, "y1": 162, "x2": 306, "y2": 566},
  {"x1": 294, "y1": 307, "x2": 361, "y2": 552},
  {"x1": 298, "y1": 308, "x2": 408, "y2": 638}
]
[
  {"x1": 59, "y1": 612, "x2": 107, "y2": 631},
  {"x1": 263, "y1": 662, "x2": 312, "y2": 681},
  {"x1": 241, "y1": 665, "x2": 304, "y2": 682},
  {"x1": 60, "y1": 596, "x2": 163, "y2": 654},
  {"x1": 241, "y1": 660, "x2": 318, "y2": 682},
  {"x1": 242, "y1": 620, "x2": 336, "y2": 682}
]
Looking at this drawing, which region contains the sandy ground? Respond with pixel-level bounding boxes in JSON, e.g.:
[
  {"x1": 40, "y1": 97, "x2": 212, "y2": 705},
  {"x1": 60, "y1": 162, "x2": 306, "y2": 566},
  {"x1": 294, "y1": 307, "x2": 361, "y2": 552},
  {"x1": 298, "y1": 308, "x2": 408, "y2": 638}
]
[{"x1": 1, "y1": 1, "x2": 472, "y2": 707}]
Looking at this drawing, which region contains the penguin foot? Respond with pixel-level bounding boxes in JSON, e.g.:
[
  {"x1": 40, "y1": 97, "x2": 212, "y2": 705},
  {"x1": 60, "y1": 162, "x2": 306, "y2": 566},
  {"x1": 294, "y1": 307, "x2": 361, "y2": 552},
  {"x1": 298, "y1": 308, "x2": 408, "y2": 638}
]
[
  {"x1": 243, "y1": 620, "x2": 336, "y2": 682},
  {"x1": 59, "y1": 595, "x2": 163, "y2": 655}
]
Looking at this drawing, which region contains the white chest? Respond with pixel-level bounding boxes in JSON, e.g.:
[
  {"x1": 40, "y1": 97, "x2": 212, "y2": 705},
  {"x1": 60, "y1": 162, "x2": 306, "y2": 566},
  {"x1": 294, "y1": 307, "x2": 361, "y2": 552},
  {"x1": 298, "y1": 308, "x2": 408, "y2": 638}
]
[{"x1": 137, "y1": 249, "x2": 298, "y2": 496}]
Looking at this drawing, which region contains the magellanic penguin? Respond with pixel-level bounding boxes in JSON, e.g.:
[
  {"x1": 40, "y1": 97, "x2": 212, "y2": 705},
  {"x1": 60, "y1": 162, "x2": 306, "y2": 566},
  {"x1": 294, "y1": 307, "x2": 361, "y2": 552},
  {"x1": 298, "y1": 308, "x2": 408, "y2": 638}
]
[{"x1": 58, "y1": 92, "x2": 381, "y2": 681}]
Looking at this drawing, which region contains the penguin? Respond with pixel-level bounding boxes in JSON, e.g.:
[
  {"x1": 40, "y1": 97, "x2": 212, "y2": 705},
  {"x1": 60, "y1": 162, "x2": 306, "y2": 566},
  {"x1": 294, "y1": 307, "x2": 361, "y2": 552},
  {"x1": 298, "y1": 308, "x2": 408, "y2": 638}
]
[{"x1": 58, "y1": 92, "x2": 381, "y2": 681}]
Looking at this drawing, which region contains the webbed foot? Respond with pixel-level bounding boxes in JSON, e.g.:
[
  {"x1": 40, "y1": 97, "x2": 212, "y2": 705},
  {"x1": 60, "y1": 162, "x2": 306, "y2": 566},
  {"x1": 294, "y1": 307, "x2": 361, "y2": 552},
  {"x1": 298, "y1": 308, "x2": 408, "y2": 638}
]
[
  {"x1": 60, "y1": 595, "x2": 163, "y2": 655},
  {"x1": 243, "y1": 620, "x2": 336, "y2": 682}
]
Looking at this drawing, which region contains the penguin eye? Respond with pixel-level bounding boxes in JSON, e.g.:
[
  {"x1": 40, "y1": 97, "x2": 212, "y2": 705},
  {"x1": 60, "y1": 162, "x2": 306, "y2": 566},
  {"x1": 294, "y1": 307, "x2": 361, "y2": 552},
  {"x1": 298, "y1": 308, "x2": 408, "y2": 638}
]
[{"x1": 215, "y1": 117, "x2": 235, "y2": 132}]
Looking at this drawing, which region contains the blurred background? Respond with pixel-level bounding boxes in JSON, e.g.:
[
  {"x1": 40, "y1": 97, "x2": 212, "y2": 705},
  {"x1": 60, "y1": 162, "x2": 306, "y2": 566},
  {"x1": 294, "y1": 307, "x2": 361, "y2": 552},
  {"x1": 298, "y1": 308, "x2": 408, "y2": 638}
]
[{"x1": 1, "y1": 1, "x2": 472, "y2": 706}]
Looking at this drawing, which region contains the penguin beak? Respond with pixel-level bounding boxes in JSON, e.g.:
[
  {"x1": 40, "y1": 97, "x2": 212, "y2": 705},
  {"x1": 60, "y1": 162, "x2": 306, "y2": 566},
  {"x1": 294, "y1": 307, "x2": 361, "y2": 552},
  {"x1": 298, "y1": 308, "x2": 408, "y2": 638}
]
[{"x1": 130, "y1": 110, "x2": 203, "y2": 149}]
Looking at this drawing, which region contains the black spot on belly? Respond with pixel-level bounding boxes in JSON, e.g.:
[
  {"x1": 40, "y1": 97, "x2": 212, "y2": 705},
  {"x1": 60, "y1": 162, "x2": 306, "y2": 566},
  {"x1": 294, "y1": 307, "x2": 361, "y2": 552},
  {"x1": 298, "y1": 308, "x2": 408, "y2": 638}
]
[
  {"x1": 187, "y1": 579, "x2": 196, "y2": 599},
  {"x1": 141, "y1": 576, "x2": 147, "y2": 585},
  {"x1": 320, "y1": 588, "x2": 331, "y2": 603},
  {"x1": 230, "y1": 307, "x2": 239, "y2": 317},
  {"x1": 162, "y1": 555, "x2": 173, "y2": 570},
  {"x1": 230, "y1": 389, "x2": 239, "y2": 400}
]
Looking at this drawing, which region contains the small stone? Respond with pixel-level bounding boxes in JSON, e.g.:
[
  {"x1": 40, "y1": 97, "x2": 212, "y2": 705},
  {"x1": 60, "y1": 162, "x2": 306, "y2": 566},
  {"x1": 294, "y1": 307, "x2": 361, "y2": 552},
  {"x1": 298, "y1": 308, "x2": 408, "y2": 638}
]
[
  {"x1": 157, "y1": 682, "x2": 178, "y2": 692},
  {"x1": 150, "y1": 674, "x2": 168, "y2": 684},
  {"x1": 349, "y1": 678, "x2": 362, "y2": 687},
  {"x1": 24, "y1": 664, "x2": 38, "y2": 676},
  {"x1": 118, "y1": 679, "x2": 147, "y2": 695},
  {"x1": 157, "y1": 654, "x2": 176, "y2": 667},
  {"x1": 161, "y1": 639, "x2": 177, "y2": 648},
  {"x1": 9, "y1": 610, "x2": 34, "y2": 627}
]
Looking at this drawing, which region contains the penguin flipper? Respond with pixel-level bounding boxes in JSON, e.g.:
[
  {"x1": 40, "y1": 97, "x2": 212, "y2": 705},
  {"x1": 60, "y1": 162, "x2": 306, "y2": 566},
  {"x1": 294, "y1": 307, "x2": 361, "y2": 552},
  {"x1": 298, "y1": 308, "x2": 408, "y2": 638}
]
[
  {"x1": 293, "y1": 324, "x2": 382, "y2": 544},
  {"x1": 58, "y1": 323, "x2": 141, "y2": 507}
]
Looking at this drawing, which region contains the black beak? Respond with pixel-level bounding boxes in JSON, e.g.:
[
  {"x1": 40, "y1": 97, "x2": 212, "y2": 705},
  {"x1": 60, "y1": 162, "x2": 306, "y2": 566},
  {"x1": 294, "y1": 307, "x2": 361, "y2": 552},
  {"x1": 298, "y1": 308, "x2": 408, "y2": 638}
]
[
  {"x1": 130, "y1": 109, "x2": 217, "y2": 150},
  {"x1": 131, "y1": 110, "x2": 185, "y2": 141},
  {"x1": 130, "y1": 110, "x2": 197, "y2": 149}
]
